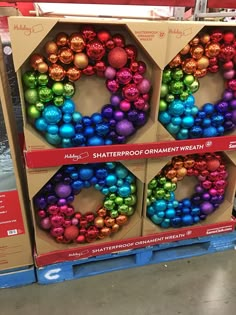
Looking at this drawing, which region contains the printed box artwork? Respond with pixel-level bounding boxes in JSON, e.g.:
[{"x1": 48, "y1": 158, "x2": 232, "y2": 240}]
[
  {"x1": 0, "y1": 13, "x2": 32, "y2": 271},
  {"x1": 9, "y1": 16, "x2": 167, "y2": 152}
]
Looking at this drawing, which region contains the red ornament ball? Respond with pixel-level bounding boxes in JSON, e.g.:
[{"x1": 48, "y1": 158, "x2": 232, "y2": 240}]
[
  {"x1": 207, "y1": 158, "x2": 220, "y2": 172},
  {"x1": 108, "y1": 47, "x2": 128, "y2": 69},
  {"x1": 86, "y1": 39, "x2": 105, "y2": 60},
  {"x1": 64, "y1": 225, "x2": 79, "y2": 241},
  {"x1": 97, "y1": 30, "x2": 111, "y2": 43},
  {"x1": 223, "y1": 32, "x2": 235, "y2": 44}
]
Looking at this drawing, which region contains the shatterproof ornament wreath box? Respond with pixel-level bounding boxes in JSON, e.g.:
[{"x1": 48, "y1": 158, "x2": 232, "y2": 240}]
[
  {"x1": 8, "y1": 16, "x2": 167, "y2": 153},
  {"x1": 142, "y1": 151, "x2": 236, "y2": 237},
  {"x1": 156, "y1": 21, "x2": 236, "y2": 143},
  {"x1": 25, "y1": 159, "x2": 145, "y2": 260}
]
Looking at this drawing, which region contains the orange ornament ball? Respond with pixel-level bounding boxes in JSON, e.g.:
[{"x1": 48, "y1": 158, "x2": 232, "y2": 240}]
[
  {"x1": 94, "y1": 216, "x2": 105, "y2": 228},
  {"x1": 190, "y1": 45, "x2": 204, "y2": 60},
  {"x1": 182, "y1": 58, "x2": 197, "y2": 74},
  {"x1": 169, "y1": 54, "x2": 182, "y2": 68},
  {"x1": 108, "y1": 47, "x2": 128, "y2": 69},
  {"x1": 180, "y1": 44, "x2": 190, "y2": 55},
  {"x1": 207, "y1": 159, "x2": 220, "y2": 172},
  {"x1": 56, "y1": 32, "x2": 68, "y2": 47},
  {"x1": 64, "y1": 225, "x2": 79, "y2": 241},
  {"x1": 197, "y1": 56, "x2": 210, "y2": 70},
  {"x1": 30, "y1": 54, "x2": 44, "y2": 70}
]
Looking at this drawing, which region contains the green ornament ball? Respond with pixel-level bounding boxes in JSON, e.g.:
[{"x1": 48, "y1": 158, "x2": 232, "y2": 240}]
[
  {"x1": 110, "y1": 210, "x2": 119, "y2": 218},
  {"x1": 164, "y1": 182, "x2": 172, "y2": 191},
  {"x1": 127, "y1": 206, "x2": 135, "y2": 216},
  {"x1": 164, "y1": 192, "x2": 171, "y2": 200},
  {"x1": 155, "y1": 188, "x2": 165, "y2": 199},
  {"x1": 22, "y1": 71, "x2": 37, "y2": 89},
  {"x1": 35, "y1": 102, "x2": 44, "y2": 111},
  {"x1": 118, "y1": 204, "x2": 129, "y2": 214},
  {"x1": 27, "y1": 105, "x2": 41, "y2": 119},
  {"x1": 150, "y1": 196, "x2": 156, "y2": 203},
  {"x1": 158, "y1": 177, "x2": 167, "y2": 185},
  {"x1": 104, "y1": 199, "x2": 114, "y2": 210},
  {"x1": 183, "y1": 74, "x2": 195, "y2": 86},
  {"x1": 160, "y1": 84, "x2": 169, "y2": 98},
  {"x1": 130, "y1": 184, "x2": 136, "y2": 194},
  {"x1": 147, "y1": 189, "x2": 152, "y2": 197},
  {"x1": 52, "y1": 82, "x2": 64, "y2": 96},
  {"x1": 37, "y1": 73, "x2": 49, "y2": 86},
  {"x1": 24, "y1": 88, "x2": 39, "y2": 104},
  {"x1": 166, "y1": 94, "x2": 175, "y2": 103},
  {"x1": 124, "y1": 195, "x2": 136, "y2": 206},
  {"x1": 188, "y1": 79, "x2": 199, "y2": 93},
  {"x1": 148, "y1": 179, "x2": 157, "y2": 189},
  {"x1": 38, "y1": 86, "x2": 53, "y2": 103},
  {"x1": 115, "y1": 196, "x2": 123, "y2": 205},
  {"x1": 172, "y1": 68, "x2": 184, "y2": 81},
  {"x1": 63, "y1": 82, "x2": 75, "y2": 98},
  {"x1": 162, "y1": 69, "x2": 172, "y2": 83},
  {"x1": 159, "y1": 99, "x2": 167, "y2": 112},
  {"x1": 109, "y1": 193, "x2": 117, "y2": 200},
  {"x1": 180, "y1": 91, "x2": 190, "y2": 101},
  {"x1": 146, "y1": 198, "x2": 151, "y2": 207},
  {"x1": 54, "y1": 96, "x2": 64, "y2": 107},
  {"x1": 169, "y1": 81, "x2": 184, "y2": 95}
]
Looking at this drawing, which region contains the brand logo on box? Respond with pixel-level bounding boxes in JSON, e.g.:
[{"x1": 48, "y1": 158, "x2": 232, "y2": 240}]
[
  {"x1": 64, "y1": 152, "x2": 89, "y2": 161},
  {"x1": 206, "y1": 225, "x2": 233, "y2": 235},
  {"x1": 168, "y1": 27, "x2": 193, "y2": 39},
  {"x1": 13, "y1": 24, "x2": 44, "y2": 36}
]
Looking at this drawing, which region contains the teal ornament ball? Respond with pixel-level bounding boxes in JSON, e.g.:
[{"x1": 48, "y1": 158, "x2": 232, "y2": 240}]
[
  {"x1": 105, "y1": 174, "x2": 117, "y2": 186},
  {"x1": 159, "y1": 112, "x2": 171, "y2": 124},
  {"x1": 35, "y1": 117, "x2": 48, "y2": 131},
  {"x1": 118, "y1": 184, "x2": 131, "y2": 198},
  {"x1": 72, "y1": 112, "x2": 82, "y2": 123},
  {"x1": 153, "y1": 199, "x2": 167, "y2": 211},
  {"x1": 43, "y1": 105, "x2": 62, "y2": 124},
  {"x1": 63, "y1": 113, "x2": 72, "y2": 123},
  {"x1": 59, "y1": 123, "x2": 75, "y2": 138},
  {"x1": 168, "y1": 100, "x2": 185, "y2": 116},
  {"x1": 151, "y1": 214, "x2": 163, "y2": 225},
  {"x1": 181, "y1": 116, "x2": 194, "y2": 128},
  {"x1": 45, "y1": 133, "x2": 61, "y2": 145},
  {"x1": 166, "y1": 122, "x2": 180, "y2": 135},
  {"x1": 115, "y1": 166, "x2": 129, "y2": 179},
  {"x1": 47, "y1": 124, "x2": 59, "y2": 135}
]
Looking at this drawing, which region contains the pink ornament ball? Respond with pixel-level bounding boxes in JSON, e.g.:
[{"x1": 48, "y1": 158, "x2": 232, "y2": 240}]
[
  {"x1": 119, "y1": 100, "x2": 131, "y2": 112},
  {"x1": 50, "y1": 214, "x2": 65, "y2": 227},
  {"x1": 116, "y1": 68, "x2": 132, "y2": 85},
  {"x1": 40, "y1": 217, "x2": 51, "y2": 230},
  {"x1": 223, "y1": 69, "x2": 235, "y2": 80},
  {"x1": 122, "y1": 84, "x2": 140, "y2": 101},
  {"x1": 115, "y1": 119, "x2": 135, "y2": 136},
  {"x1": 137, "y1": 78, "x2": 151, "y2": 94},
  {"x1": 134, "y1": 97, "x2": 145, "y2": 110},
  {"x1": 104, "y1": 66, "x2": 116, "y2": 79},
  {"x1": 50, "y1": 227, "x2": 64, "y2": 237}
]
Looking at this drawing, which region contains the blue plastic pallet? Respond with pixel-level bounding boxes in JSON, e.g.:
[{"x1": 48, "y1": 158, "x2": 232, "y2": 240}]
[
  {"x1": 0, "y1": 265, "x2": 36, "y2": 288},
  {"x1": 36, "y1": 231, "x2": 236, "y2": 285}
]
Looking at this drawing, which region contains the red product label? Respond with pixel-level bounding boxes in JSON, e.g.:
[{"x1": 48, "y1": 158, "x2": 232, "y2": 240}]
[
  {"x1": 35, "y1": 219, "x2": 236, "y2": 267},
  {"x1": 26, "y1": 135, "x2": 236, "y2": 168},
  {"x1": 0, "y1": 190, "x2": 25, "y2": 238}
]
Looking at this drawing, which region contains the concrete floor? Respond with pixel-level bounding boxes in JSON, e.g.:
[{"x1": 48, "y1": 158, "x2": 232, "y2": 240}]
[{"x1": 0, "y1": 250, "x2": 236, "y2": 315}]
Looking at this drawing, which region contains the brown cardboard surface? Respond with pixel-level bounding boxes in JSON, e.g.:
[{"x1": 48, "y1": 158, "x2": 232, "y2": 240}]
[
  {"x1": 0, "y1": 40, "x2": 32, "y2": 270},
  {"x1": 142, "y1": 152, "x2": 236, "y2": 236},
  {"x1": 8, "y1": 16, "x2": 168, "y2": 151},
  {"x1": 26, "y1": 159, "x2": 145, "y2": 256}
]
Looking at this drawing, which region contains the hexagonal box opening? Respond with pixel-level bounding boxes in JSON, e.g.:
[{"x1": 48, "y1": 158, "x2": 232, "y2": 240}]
[
  {"x1": 142, "y1": 152, "x2": 236, "y2": 236},
  {"x1": 9, "y1": 16, "x2": 168, "y2": 150},
  {"x1": 157, "y1": 21, "x2": 236, "y2": 142},
  {"x1": 26, "y1": 159, "x2": 145, "y2": 255}
]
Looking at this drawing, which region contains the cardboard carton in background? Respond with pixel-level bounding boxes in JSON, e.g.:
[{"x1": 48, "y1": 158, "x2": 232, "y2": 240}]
[
  {"x1": 142, "y1": 151, "x2": 236, "y2": 237},
  {"x1": 0, "y1": 12, "x2": 32, "y2": 271},
  {"x1": 26, "y1": 159, "x2": 146, "y2": 261},
  {"x1": 157, "y1": 21, "x2": 236, "y2": 142},
  {"x1": 8, "y1": 16, "x2": 168, "y2": 151}
]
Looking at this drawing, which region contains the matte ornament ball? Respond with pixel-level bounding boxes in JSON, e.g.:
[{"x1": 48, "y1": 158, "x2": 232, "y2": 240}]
[{"x1": 108, "y1": 47, "x2": 128, "y2": 69}]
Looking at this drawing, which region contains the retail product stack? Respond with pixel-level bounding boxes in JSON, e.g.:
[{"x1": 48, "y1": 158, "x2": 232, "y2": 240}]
[
  {"x1": 6, "y1": 15, "x2": 236, "y2": 277},
  {"x1": 0, "y1": 12, "x2": 35, "y2": 288}
]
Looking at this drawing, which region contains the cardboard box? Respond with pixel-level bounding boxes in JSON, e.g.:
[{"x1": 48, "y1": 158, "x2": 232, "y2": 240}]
[
  {"x1": 26, "y1": 159, "x2": 146, "y2": 265},
  {"x1": 142, "y1": 151, "x2": 236, "y2": 237},
  {"x1": 157, "y1": 21, "x2": 236, "y2": 142},
  {"x1": 8, "y1": 16, "x2": 167, "y2": 152},
  {"x1": 0, "y1": 20, "x2": 32, "y2": 270}
]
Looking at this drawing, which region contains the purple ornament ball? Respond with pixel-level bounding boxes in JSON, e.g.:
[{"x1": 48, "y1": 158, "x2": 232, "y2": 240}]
[
  {"x1": 135, "y1": 112, "x2": 147, "y2": 126},
  {"x1": 232, "y1": 110, "x2": 236, "y2": 124},
  {"x1": 223, "y1": 89, "x2": 233, "y2": 101},
  {"x1": 229, "y1": 99, "x2": 236, "y2": 109},
  {"x1": 110, "y1": 94, "x2": 122, "y2": 107},
  {"x1": 127, "y1": 109, "x2": 139, "y2": 122},
  {"x1": 200, "y1": 201, "x2": 214, "y2": 215},
  {"x1": 195, "y1": 185, "x2": 204, "y2": 194},
  {"x1": 216, "y1": 101, "x2": 229, "y2": 113},
  {"x1": 115, "y1": 119, "x2": 135, "y2": 136},
  {"x1": 57, "y1": 198, "x2": 67, "y2": 206},
  {"x1": 35, "y1": 197, "x2": 47, "y2": 209},
  {"x1": 113, "y1": 110, "x2": 125, "y2": 121},
  {"x1": 47, "y1": 195, "x2": 58, "y2": 204},
  {"x1": 55, "y1": 183, "x2": 72, "y2": 198}
]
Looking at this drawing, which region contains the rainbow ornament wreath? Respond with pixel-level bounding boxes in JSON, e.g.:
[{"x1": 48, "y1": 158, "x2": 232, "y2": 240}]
[
  {"x1": 35, "y1": 162, "x2": 137, "y2": 243},
  {"x1": 22, "y1": 25, "x2": 152, "y2": 148},
  {"x1": 159, "y1": 29, "x2": 236, "y2": 140},
  {"x1": 147, "y1": 153, "x2": 228, "y2": 228}
]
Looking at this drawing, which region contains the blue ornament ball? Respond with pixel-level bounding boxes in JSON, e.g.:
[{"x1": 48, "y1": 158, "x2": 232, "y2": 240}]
[
  {"x1": 118, "y1": 184, "x2": 131, "y2": 198},
  {"x1": 78, "y1": 167, "x2": 94, "y2": 180},
  {"x1": 91, "y1": 113, "x2": 103, "y2": 124},
  {"x1": 182, "y1": 214, "x2": 194, "y2": 226},
  {"x1": 202, "y1": 126, "x2": 217, "y2": 137},
  {"x1": 62, "y1": 99, "x2": 75, "y2": 114},
  {"x1": 43, "y1": 105, "x2": 62, "y2": 124},
  {"x1": 47, "y1": 124, "x2": 59, "y2": 135},
  {"x1": 84, "y1": 126, "x2": 95, "y2": 137},
  {"x1": 87, "y1": 136, "x2": 105, "y2": 146},
  {"x1": 202, "y1": 103, "x2": 214, "y2": 114},
  {"x1": 71, "y1": 134, "x2": 85, "y2": 145},
  {"x1": 153, "y1": 200, "x2": 167, "y2": 211},
  {"x1": 63, "y1": 113, "x2": 72, "y2": 123}
]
